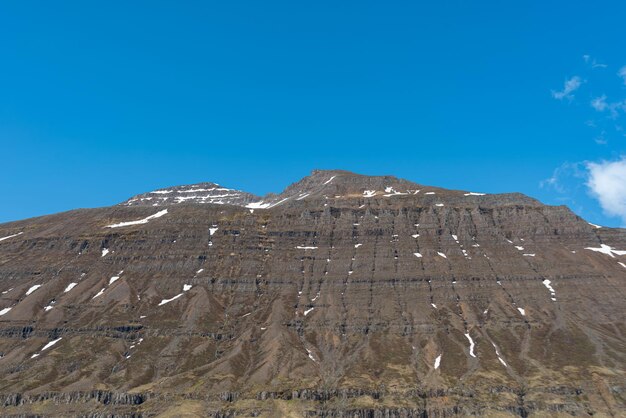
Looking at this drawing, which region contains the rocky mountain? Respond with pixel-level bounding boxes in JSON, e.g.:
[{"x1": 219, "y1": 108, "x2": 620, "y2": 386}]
[{"x1": 0, "y1": 169, "x2": 624, "y2": 417}]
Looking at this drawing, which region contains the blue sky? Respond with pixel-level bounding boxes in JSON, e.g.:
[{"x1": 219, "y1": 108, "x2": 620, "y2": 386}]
[{"x1": 1, "y1": 1, "x2": 626, "y2": 226}]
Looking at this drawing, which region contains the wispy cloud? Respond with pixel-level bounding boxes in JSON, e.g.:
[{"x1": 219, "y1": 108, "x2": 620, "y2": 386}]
[
  {"x1": 583, "y1": 54, "x2": 608, "y2": 69},
  {"x1": 591, "y1": 95, "x2": 608, "y2": 111},
  {"x1": 587, "y1": 157, "x2": 626, "y2": 226},
  {"x1": 619, "y1": 65, "x2": 626, "y2": 85},
  {"x1": 551, "y1": 76, "x2": 583, "y2": 100},
  {"x1": 590, "y1": 95, "x2": 626, "y2": 119}
]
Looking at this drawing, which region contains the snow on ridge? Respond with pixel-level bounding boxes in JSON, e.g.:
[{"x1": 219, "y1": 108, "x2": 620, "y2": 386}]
[
  {"x1": 0, "y1": 307, "x2": 12, "y2": 316},
  {"x1": 323, "y1": 175, "x2": 337, "y2": 185},
  {"x1": 588, "y1": 222, "x2": 602, "y2": 229},
  {"x1": 106, "y1": 209, "x2": 168, "y2": 228},
  {"x1": 464, "y1": 192, "x2": 486, "y2": 196},
  {"x1": 619, "y1": 262, "x2": 626, "y2": 269},
  {"x1": 0, "y1": 232, "x2": 23, "y2": 242},
  {"x1": 363, "y1": 190, "x2": 376, "y2": 198},
  {"x1": 245, "y1": 201, "x2": 272, "y2": 209}
]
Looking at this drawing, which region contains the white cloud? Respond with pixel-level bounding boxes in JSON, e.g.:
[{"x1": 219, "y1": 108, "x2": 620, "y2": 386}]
[
  {"x1": 552, "y1": 76, "x2": 583, "y2": 100},
  {"x1": 619, "y1": 66, "x2": 626, "y2": 85},
  {"x1": 591, "y1": 95, "x2": 608, "y2": 111},
  {"x1": 586, "y1": 157, "x2": 626, "y2": 225}
]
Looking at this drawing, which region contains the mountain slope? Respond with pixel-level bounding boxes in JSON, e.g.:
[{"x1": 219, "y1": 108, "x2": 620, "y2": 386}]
[{"x1": 0, "y1": 170, "x2": 625, "y2": 417}]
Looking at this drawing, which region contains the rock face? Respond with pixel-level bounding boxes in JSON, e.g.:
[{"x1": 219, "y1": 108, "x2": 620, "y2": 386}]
[{"x1": 0, "y1": 169, "x2": 624, "y2": 417}]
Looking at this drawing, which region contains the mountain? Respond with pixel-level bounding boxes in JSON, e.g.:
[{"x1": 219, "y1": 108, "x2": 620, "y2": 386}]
[{"x1": 0, "y1": 170, "x2": 624, "y2": 417}]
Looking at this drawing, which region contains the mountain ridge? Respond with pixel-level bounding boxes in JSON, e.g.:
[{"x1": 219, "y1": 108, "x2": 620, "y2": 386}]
[{"x1": 0, "y1": 169, "x2": 624, "y2": 416}]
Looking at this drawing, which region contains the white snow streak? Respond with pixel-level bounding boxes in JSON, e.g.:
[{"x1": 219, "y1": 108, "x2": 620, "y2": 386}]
[
  {"x1": 25, "y1": 285, "x2": 42, "y2": 296},
  {"x1": 64, "y1": 283, "x2": 77, "y2": 293},
  {"x1": 363, "y1": 190, "x2": 376, "y2": 198},
  {"x1": 542, "y1": 279, "x2": 557, "y2": 301},
  {"x1": 304, "y1": 307, "x2": 315, "y2": 316},
  {"x1": 41, "y1": 337, "x2": 62, "y2": 351},
  {"x1": 434, "y1": 354, "x2": 442, "y2": 369},
  {"x1": 106, "y1": 209, "x2": 168, "y2": 228},
  {"x1": 354, "y1": 243, "x2": 362, "y2": 248},
  {"x1": 491, "y1": 342, "x2": 507, "y2": 367},
  {"x1": 584, "y1": 244, "x2": 626, "y2": 258},
  {"x1": 296, "y1": 246, "x2": 318, "y2": 250},
  {"x1": 0, "y1": 307, "x2": 12, "y2": 316},
  {"x1": 437, "y1": 252, "x2": 447, "y2": 259},
  {"x1": 0, "y1": 232, "x2": 23, "y2": 242},
  {"x1": 324, "y1": 175, "x2": 337, "y2": 185},
  {"x1": 517, "y1": 307, "x2": 526, "y2": 316},
  {"x1": 158, "y1": 293, "x2": 183, "y2": 306},
  {"x1": 464, "y1": 192, "x2": 486, "y2": 196},
  {"x1": 209, "y1": 227, "x2": 219, "y2": 236},
  {"x1": 414, "y1": 252, "x2": 423, "y2": 258},
  {"x1": 101, "y1": 248, "x2": 110, "y2": 257},
  {"x1": 464, "y1": 333, "x2": 476, "y2": 358}
]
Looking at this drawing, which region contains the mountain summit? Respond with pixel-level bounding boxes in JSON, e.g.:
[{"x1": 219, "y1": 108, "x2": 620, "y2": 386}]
[{"x1": 0, "y1": 170, "x2": 625, "y2": 416}]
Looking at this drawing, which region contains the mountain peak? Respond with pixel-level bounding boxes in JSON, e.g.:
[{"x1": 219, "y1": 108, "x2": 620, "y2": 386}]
[{"x1": 120, "y1": 169, "x2": 542, "y2": 209}]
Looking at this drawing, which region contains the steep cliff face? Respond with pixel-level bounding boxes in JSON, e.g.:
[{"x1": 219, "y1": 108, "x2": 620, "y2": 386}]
[{"x1": 0, "y1": 170, "x2": 624, "y2": 417}]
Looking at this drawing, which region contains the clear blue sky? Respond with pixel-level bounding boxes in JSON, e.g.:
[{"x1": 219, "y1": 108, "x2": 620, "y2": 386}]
[{"x1": 1, "y1": 1, "x2": 626, "y2": 226}]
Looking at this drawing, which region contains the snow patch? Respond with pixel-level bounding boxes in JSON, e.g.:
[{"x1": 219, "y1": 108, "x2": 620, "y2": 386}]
[
  {"x1": 296, "y1": 246, "x2": 318, "y2": 250},
  {"x1": 542, "y1": 279, "x2": 556, "y2": 301},
  {"x1": 584, "y1": 244, "x2": 626, "y2": 258},
  {"x1": 101, "y1": 248, "x2": 110, "y2": 257},
  {"x1": 209, "y1": 227, "x2": 219, "y2": 236},
  {"x1": 0, "y1": 232, "x2": 23, "y2": 242},
  {"x1": 464, "y1": 192, "x2": 486, "y2": 196},
  {"x1": 41, "y1": 337, "x2": 62, "y2": 352},
  {"x1": 464, "y1": 333, "x2": 476, "y2": 358},
  {"x1": 517, "y1": 307, "x2": 526, "y2": 316},
  {"x1": 304, "y1": 307, "x2": 315, "y2": 316},
  {"x1": 437, "y1": 252, "x2": 447, "y2": 259},
  {"x1": 354, "y1": 243, "x2": 362, "y2": 248},
  {"x1": 63, "y1": 283, "x2": 78, "y2": 293},
  {"x1": 0, "y1": 307, "x2": 12, "y2": 316},
  {"x1": 25, "y1": 285, "x2": 42, "y2": 296},
  {"x1": 434, "y1": 354, "x2": 442, "y2": 369},
  {"x1": 324, "y1": 175, "x2": 337, "y2": 185},
  {"x1": 414, "y1": 252, "x2": 422, "y2": 258},
  {"x1": 491, "y1": 342, "x2": 507, "y2": 367},
  {"x1": 92, "y1": 288, "x2": 106, "y2": 299},
  {"x1": 588, "y1": 222, "x2": 602, "y2": 228},
  {"x1": 158, "y1": 293, "x2": 183, "y2": 306},
  {"x1": 183, "y1": 284, "x2": 192, "y2": 292},
  {"x1": 363, "y1": 190, "x2": 376, "y2": 198},
  {"x1": 106, "y1": 209, "x2": 168, "y2": 228}
]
